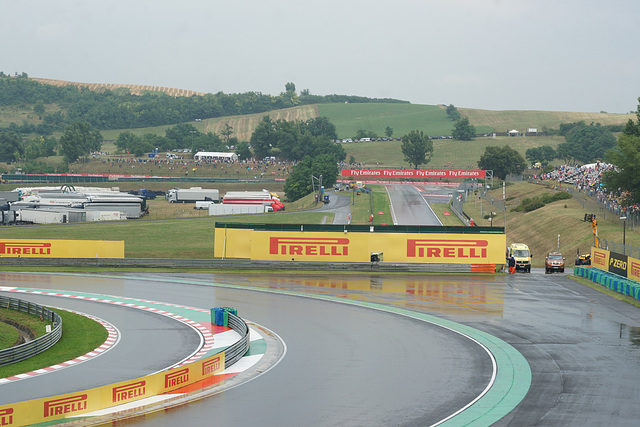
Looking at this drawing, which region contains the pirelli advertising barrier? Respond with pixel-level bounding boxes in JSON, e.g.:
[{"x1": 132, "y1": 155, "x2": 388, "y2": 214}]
[
  {"x1": 0, "y1": 239, "x2": 124, "y2": 258},
  {"x1": 591, "y1": 246, "x2": 640, "y2": 282},
  {"x1": 0, "y1": 353, "x2": 224, "y2": 425},
  {"x1": 215, "y1": 224, "x2": 506, "y2": 266}
]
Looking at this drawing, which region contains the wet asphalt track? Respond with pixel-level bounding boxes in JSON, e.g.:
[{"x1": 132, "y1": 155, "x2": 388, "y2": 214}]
[
  {"x1": 5, "y1": 270, "x2": 640, "y2": 426},
  {"x1": 5, "y1": 184, "x2": 640, "y2": 425}
]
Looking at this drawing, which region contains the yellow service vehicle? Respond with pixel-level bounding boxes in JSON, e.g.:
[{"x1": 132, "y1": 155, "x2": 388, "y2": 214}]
[{"x1": 507, "y1": 243, "x2": 532, "y2": 273}]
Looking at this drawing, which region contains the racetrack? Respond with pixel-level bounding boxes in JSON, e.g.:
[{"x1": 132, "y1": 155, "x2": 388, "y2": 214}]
[{"x1": 4, "y1": 269, "x2": 640, "y2": 425}]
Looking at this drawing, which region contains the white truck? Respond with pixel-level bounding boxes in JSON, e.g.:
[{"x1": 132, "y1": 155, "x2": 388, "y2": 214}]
[
  {"x1": 18, "y1": 209, "x2": 68, "y2": 224},
  {"x1": 222, "y1": 190, "x2": 284, "y2": 211},
  {"x1": 208, "y1": 204, "x2": 272, "y2": 216},
  {"x1": 167, "y1": 187, "x2": 220, "y2": 204}
]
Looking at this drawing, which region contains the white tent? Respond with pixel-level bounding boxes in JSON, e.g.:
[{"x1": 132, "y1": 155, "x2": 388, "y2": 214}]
[{"x1": 193, "y1": 151, "x2": 238, "y2": 161}]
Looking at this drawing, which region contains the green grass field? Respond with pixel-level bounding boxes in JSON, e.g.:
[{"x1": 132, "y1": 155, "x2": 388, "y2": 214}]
[
  {"x1": 0, "y1": 309, "x2": 107, "y2": 378},
  {"x1": 342, "y1": 134, "x2": 567, "y2": 169}
]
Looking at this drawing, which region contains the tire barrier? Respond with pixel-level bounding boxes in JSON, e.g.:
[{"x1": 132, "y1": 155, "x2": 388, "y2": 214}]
[
  {"x1": 574, "y1": 266, "x2": 640, "y2": 301},
  {"x1": 0, "y1": 296, "x2": 62, "y2": 367}
]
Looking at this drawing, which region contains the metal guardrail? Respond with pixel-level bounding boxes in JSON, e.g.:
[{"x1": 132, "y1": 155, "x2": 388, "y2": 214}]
[
  {"x1": 223, "y1": 312, "x2": 250, "y2": 368},
  {"x1": 0, "y1": 257, "x2": 480, "y2": 272},
  {"x1": 0, "y1": 295, "x2": 62, "y2": 367}
]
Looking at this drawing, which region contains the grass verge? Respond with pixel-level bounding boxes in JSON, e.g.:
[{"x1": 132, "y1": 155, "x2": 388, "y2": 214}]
[
  {"x1": 0, "y1": 323, "x2": 20, "y2": 349},
  {"x1": 0, "y1": 307, "x2": 49, "y2": 343},
  {"x1": 569, "y1": 275, "x2": 640, "y2": 309},
  {"x1": 0, "y1": 309, "x2": 108, "y2": 378},
  {"x1": 430, "y1": 203, "x2": 464, "y2": 226}
]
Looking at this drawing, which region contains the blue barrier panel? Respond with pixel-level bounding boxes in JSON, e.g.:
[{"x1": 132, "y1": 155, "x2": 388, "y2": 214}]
[{"x1": 576, "y1": 266, "x2": 640, "y2": 302}]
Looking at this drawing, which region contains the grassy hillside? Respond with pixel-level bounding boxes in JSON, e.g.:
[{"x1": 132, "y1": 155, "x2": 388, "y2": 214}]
[
  {"x1": 100, "y1": 105, "x2": 319, "y2": 142},
  {"x1": 461, "y1": 108, "x2": 634, "y2": 132},
  {"x1": 189, "y1": 103, "x2": 632, "y2": 142},
  {"x1": 463, "y1": 181, "x2": 640, "y2": 268},
  {"x1": 343, "y1": 134, "x2": 567, "y2": 169},
  {"x1": 318, "y1": 103, "x2": 492, "y2": 138}
]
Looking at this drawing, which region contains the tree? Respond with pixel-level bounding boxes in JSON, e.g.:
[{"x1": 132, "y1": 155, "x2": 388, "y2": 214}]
[
  {"x1": 564, "y1": 122, "x2": 616, "y2": 163},
  {"x1": 250, "y1": 116, "x2": 277, "y2": 159},
  {"x1": 525, "y1": 146, "x2": 556, "y2": 166},
  {"x1": 59, "y1": 122, "x2": 102, "y2": 163},
  {"x1": 34, "y1": 100, "x2": 45, "y2": 116},
  {"x1": 131, "y1": 140, "x2": 153, "y2": 157},
  {"x1": 355, "y1": 129, "x2": 378, "y2": 140},
  {"x1": 115, "y1": 131, "x2": 140, "y2": 154},
  {"x1": 284, "y1": 154, "x2": 339, "y2": 202},
  {"x1": 220, "y1": 123, "x2": 234, "y2": 144},
  {"x1": 452, "y1": 117, "x2": 476, "y2": 140},
  {"x1": 600, "y1": 97, "x2": 640, "y2": 204},
  {"x1": 401, "y1": 130, "x2": 433, "y2": 169},
  {"x1": 623, "y1": 118, "x2": 640, "y2": 137},
  {"x1": 385, "y1": 126, "x2": 393, "y2": 138},
  {"x1": 477, "y1": 145, "x2": 526, "y2": 180},
  {"x1": 446, "y1": 104, "x2": 461, "y2": 121},
  {"x1": 281, "y1": 82, "x2": 300, "y2": 107},
  {"x1": 165, "y1": 123, "x2": 199, "y2": 147},
  {"x1": 235, "y1": 141, "x2": 252, "y2": 161},
  {"x1": 301, "y1": 117, "x2": 338, "y2": 140},
  {"x1": 0, "y1": 130, "x2": 24, "y2": 163}
]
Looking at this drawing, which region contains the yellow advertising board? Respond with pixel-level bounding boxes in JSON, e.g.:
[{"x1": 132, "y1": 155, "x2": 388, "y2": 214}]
[
  {"x1": 0, "y1": 239, "x2": 124, "y2": 258},
  {"x1": 0, "y1": 353, "x2": 224, "y2": 425},
  {"x1": 591, "y1": 246, "x2": 640, "y2": 282},
  {"x1": 591, "y1": 247, "x2": 610, "y2": 270},
  {"x1": 216, "y1": 228, "x2": 506, "y2": 264}
]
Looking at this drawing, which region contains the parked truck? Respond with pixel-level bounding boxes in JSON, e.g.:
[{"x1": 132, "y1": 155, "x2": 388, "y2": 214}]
[
  {"x1": 222, "y1": 190, "x2": 284, "y2": 212},
  {"x1": 209, "y1": 204, "x2": 273, "y2": 216},
  {"x1": 167, "y1": 187, "x2": 220, "y2": 204}
]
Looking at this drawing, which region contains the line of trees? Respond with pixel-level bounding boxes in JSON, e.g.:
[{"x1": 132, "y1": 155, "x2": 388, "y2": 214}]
[
  {"x1": 603, "y1": 101, "x2": 640, "y2": 205},
  {"x1": 0, "y1": 77, "x2": 408, "y2": 134}
]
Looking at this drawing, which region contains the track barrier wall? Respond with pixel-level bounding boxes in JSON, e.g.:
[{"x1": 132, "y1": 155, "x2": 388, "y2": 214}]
[
  {"x1": 0, "y1": 310, "x2": 248, "y2": 426},
  {"x1": 574, "y1": 266, "x2": 640, "y2": 301},
  {"x1": 214, "y1": 223, "x2": 506, "y2": 268},
  {"x1": 573, "y1": 247, "x2": 640, "y2": 301}
]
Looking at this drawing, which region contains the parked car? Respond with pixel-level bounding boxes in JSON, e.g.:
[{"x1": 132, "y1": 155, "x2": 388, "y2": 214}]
[{"x1": 545, "y1": 252, "x2": 565, "y2": 273}]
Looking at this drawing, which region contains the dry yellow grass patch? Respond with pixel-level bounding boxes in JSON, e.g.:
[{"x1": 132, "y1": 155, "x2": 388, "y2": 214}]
[{"x1": 30, "y1": 78, "x2": 205, "y2": 97}]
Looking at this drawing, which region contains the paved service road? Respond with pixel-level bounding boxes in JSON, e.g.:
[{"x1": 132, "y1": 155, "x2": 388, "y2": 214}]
[
  {"x1": 385, "y1": 184, "x2": 442, "y2": 225},
  {"x1": 6, "y1": 269, "x2": 640, "y2": 426}
]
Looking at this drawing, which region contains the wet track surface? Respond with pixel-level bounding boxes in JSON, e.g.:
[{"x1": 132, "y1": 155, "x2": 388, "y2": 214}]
[
  {"x1": 385, "y1": 184, "x2": 442, "y2": 225},
  {"x1": 4, "y1": 269, "x2": 640, "y2": 425}
]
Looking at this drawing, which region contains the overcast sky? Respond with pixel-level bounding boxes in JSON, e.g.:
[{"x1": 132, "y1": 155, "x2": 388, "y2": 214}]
[{"x1": 2, "y1": 0, "x2": 638, "y2": 113}]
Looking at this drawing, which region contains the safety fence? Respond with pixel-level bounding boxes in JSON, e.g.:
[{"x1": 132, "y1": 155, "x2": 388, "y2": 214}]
[
  {"x1": 598, "y1": 238, "x2": 640, "y2": 259},
  {"x1": 0, "y1": 295, "x2": 62, "y2": 367},
  {"x1": 574, "y1": 266, "x2": 640, "y2": 301},
  {"x1": 224, "y1": 311, "x2": 250, "y2": 368}
]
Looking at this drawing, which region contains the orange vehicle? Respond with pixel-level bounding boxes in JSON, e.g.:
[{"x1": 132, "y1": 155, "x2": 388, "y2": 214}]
[{"x1": 545, "y1": 252, "x2": 565, "y2": 273}]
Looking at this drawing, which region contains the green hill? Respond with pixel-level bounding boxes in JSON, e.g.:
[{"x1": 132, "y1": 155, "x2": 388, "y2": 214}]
[
  {"x1": 318, "y1": 103, "x2": 493, "y2": 138},
  {"x1": 101, "y1": 102, "x2": 633, "y2": 145}
]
